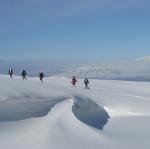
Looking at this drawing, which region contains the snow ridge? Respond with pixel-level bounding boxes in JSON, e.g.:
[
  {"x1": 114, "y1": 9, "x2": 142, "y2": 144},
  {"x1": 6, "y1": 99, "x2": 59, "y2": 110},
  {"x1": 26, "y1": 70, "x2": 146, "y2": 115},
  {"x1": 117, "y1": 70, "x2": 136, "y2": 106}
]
[
  {"x1": 1, "y1": 75, "x2": 150, "y2": 149},
  {"x1": 0, "y1": 75, "x2": 109, "y2": 130}
]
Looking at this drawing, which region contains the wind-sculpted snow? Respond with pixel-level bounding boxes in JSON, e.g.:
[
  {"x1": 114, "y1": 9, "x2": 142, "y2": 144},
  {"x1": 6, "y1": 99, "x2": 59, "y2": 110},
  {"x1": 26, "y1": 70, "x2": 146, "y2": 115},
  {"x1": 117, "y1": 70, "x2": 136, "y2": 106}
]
[
  {"x1": 0, "y1": 96, "x2": 109, "y2": 130},
  {"x1": 1, "y1": 75, "x2": 150, "y2": 149},
  {"x1": 0, "y1": 94, "x2": 109, "y2": 130},
  {"x1": 72, "y1": 96, "x2": 109, "y2": 129},
  {"x1": 0, "y1": 96, "x2": 67, "y2": 121},
  {"x1": 0, "y1": 76, "x2": 109, "y2": 130}
]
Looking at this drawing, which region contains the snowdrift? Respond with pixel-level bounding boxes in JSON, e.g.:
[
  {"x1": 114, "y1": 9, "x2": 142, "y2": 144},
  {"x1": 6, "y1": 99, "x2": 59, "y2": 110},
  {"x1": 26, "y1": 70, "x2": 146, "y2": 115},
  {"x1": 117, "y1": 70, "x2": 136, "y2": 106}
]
[{"x1": 0, "y1": 75, "x2": 150, "y2": 149}]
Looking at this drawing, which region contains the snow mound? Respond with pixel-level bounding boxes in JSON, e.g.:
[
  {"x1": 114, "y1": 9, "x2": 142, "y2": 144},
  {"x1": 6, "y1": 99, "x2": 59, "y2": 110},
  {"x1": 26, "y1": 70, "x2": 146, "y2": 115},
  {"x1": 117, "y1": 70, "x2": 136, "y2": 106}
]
[
  {"x1": 0, "y1": 75, "x2": 109, "y2": 130},
  {"x1": 0, "y1": 75, "x2": 150, "y2": 149}
]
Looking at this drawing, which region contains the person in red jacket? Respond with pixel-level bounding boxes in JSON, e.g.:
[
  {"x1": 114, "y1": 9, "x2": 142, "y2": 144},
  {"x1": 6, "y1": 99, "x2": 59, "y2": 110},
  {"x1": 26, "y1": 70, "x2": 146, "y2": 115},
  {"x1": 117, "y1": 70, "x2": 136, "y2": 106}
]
[{"x1": 71, "y1": 76, "x2": 77, "y2": 87}]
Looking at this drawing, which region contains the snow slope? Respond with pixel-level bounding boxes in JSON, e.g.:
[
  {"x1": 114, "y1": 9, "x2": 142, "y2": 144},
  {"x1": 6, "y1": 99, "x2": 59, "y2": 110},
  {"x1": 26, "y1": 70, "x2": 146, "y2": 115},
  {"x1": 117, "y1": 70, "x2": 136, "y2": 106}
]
[{"x1": 0, "y1": 75, "x2": 150, "y2": 149}]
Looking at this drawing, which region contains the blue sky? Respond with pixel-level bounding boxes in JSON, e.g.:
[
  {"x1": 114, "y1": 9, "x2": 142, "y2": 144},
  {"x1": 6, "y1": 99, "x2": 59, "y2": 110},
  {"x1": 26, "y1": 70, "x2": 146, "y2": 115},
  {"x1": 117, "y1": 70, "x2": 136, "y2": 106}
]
[{"x1": 0, "y1": 0, "x2": 150, "y2": 62}]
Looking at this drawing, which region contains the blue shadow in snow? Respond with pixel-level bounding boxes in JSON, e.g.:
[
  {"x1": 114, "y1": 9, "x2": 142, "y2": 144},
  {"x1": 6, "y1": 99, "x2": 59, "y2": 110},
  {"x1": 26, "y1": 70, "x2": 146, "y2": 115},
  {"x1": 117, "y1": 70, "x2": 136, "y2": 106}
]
[{"x1": 72, "y1": 96, "x2": 110, "y2": 130}]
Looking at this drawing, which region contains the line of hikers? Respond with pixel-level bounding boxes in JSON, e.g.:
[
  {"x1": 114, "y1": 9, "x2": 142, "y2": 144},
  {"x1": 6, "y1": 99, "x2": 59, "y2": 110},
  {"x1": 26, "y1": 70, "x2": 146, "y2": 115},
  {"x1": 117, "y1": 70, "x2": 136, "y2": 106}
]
[
  {"x1": 8, "y1": 68, "x2": 45, "y2": 82},
  {"x1": 71, "y1": 76, "x2": 90, "y2": 89},
  {"x1": 8, "y1": 68, "x2": 90, "y2": 89}
]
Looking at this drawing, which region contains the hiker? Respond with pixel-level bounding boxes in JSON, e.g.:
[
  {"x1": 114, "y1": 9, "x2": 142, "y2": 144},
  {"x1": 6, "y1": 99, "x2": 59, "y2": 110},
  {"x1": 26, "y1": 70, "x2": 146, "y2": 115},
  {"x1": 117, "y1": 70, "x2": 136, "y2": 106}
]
[
  {"x1": 21, "y1": 70, "x2": 27, "y2": 80},
  {"x1": 8, "y1": 68, "x2": 13, "y2": 78},
  {"x1": 84, "y1": 78, "x2": 90, "y2": 89},
  {"x1": 39, "y1": 72, "x2": 45, "y2": 82},
  {"x1": 71, "y1": 76, "x2": 77, "y2": 87}
]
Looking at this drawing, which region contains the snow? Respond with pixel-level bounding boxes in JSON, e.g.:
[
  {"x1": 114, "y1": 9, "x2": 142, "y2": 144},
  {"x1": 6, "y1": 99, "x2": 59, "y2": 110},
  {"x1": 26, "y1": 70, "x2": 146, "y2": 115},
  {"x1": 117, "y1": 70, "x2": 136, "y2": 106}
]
[{"x1": 0, "y1": 75, "x2": 150, "y2": 149}]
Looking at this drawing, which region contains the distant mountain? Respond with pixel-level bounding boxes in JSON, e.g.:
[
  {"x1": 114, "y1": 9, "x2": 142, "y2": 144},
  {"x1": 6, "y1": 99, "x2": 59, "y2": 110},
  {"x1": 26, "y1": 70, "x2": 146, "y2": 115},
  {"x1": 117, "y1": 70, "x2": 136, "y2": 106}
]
[
  {"x1": 65, "y1": 56, "x2": 150, "y2": 81},
  {"x1": 1, "y1": 57, "x2": 150, "y2": 81},
  {"x1": 135, "y1": 56, "x2": 150, "y2": 63}
]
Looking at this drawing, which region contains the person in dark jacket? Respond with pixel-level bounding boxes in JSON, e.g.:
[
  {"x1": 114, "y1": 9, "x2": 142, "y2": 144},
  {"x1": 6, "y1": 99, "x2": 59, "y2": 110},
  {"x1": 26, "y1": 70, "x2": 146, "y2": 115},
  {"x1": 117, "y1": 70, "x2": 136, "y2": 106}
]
[
  {"x1": 39, "y1": 72, "x2": 45, "y2": 82},
  {"x1": 84, "y1": 78, "x2": 90, "y2": 89},
  {"x1": 71, "y1": 76, "x2": 77, "y2": 87},
  {"x1": 21, "y1": 70, "x2": 27, "y2": 80},
  {"x1": 8, "y1": 68, "x2": 13, "y2": 78}
]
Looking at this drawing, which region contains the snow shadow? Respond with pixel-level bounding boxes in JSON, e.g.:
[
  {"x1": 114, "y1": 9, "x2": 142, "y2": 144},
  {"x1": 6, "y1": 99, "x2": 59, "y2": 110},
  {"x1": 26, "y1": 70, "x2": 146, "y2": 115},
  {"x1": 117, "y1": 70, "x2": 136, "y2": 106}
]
[
  {"x1": 0, "y1": 96, "x2": 67, "y2": 121},
  {"x1": 0, "y1": 95, "x2": 109, "y2": 130},
  {"x1": 72, "y1": 96, "x2": 110, "y2": 130}
]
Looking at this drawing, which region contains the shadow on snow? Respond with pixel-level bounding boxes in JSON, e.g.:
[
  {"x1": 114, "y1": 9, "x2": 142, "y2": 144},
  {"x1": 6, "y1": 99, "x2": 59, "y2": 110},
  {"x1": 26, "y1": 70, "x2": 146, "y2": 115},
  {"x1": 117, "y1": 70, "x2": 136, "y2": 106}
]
[{"x1": 72, "y1": 96, "x2": 110, "y2": 130}]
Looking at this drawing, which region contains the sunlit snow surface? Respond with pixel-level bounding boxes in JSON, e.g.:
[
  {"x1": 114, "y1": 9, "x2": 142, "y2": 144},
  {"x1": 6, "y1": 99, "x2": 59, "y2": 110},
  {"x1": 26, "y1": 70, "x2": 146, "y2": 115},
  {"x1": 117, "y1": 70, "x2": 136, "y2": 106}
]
[{"x1": 0, "y1": 75, "x2": 150, "y2": 149}]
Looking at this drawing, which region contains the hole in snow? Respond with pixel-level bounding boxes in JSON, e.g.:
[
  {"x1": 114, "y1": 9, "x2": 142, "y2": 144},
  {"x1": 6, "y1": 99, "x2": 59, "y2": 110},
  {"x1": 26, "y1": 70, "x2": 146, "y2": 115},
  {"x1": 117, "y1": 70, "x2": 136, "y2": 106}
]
[{"x1": 72, "y1": 96, "x2": 110, "y2": 130}]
